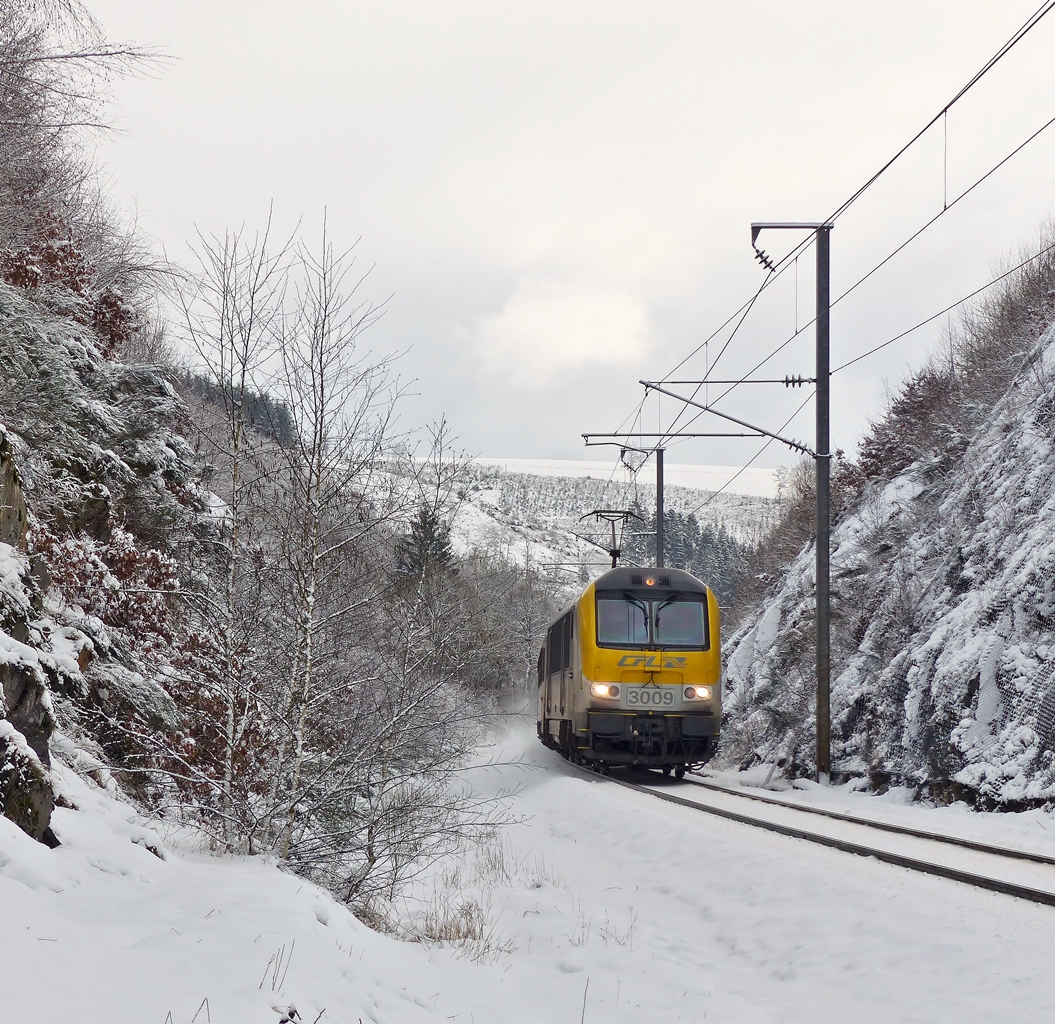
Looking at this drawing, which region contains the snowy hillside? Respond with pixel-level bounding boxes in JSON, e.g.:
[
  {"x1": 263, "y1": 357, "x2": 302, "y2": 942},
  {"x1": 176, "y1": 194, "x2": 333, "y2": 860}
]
[
  {"x1": 449, "y1": 461, "x2": 779, "y2": 586},
  {"x1": 723, "y1": 310, "x2": 1055, "y2": 803}
]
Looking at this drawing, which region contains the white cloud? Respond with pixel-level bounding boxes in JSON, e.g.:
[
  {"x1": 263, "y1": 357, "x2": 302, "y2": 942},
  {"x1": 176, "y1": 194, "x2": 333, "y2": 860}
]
[
  {"x1": 90, "y1": 1, "x2": 1055, "y2": 459},
  {"x1": 474, "y1": 279, "x2": 652, "y2": 384}
]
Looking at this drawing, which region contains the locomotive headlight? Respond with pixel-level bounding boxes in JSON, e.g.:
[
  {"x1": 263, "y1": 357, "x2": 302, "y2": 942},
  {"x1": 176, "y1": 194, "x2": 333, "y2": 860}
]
[
  {"x1": 684, "y1": 685, "x2": 712, "y2": 700},
  {"x1": 591, "y1": 682, "x2": 620, "y2": 700}
]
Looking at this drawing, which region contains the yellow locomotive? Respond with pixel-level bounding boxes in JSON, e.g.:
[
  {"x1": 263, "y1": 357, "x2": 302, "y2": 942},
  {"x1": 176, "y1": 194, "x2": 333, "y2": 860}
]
[{"x1": 537, "y1": 566, "x2": 721, "y2": 776}]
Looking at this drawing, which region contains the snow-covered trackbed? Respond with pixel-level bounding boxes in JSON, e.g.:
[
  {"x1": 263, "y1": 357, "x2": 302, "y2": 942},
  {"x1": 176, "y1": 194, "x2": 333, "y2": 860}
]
[
  {"x1": 576, "y1": 766, "x2": 1055, "y2": 907},
  {"x1": 687, "y1": 775, "x2": 1055, "y2": 866}
]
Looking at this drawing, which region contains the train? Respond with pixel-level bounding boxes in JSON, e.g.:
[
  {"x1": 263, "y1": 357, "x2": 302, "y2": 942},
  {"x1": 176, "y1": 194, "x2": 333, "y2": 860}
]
[{"x1": 536, "y1": 565, "x2": 721, "y2": 776}]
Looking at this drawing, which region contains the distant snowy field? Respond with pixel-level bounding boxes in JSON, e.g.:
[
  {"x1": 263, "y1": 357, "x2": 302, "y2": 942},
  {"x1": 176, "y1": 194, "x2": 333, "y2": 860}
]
[
  {"x1": 449, "y1": 460, "x2": 780, "y2": 583},
  {"x1": 474, "y1": 458, "x2": 778, "y2": 498},
  {"x1": 7, "y1": 723, "x2": 1055, "y2": 1023}
]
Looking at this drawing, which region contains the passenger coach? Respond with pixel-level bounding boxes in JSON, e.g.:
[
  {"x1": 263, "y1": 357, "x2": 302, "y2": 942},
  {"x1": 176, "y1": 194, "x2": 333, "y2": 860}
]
[{"x1": 537, "y1": 566, "x2": 720, "y2": 776}]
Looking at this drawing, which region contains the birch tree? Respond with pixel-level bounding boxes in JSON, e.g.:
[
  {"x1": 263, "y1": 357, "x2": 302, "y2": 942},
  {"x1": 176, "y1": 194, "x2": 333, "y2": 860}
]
[
  {"x1": 177, "y1": 215, "x2": 293, "y2": 844},
  {"x1": 265, "y1": 225, "x2": 404, "y2": 857}
]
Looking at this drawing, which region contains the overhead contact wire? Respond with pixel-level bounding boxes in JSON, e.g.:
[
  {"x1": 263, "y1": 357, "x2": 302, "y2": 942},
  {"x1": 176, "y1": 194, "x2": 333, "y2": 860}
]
[
  {"x1": 685, "y1": 391, "x2": 814, "y2": 519},
  {"x1": 600, "y1": 2, "x2": 1055, "y2": 492},
  {"x1": 658, "y1": 275, "x2": 773, "y2": 444},
  {"x1": 833, "y1": 236, "x2": 1055, "y2": 373},
  {"x1": 714, "y1": 108, "x2": 1055, "y2": 389},
  {"x1": 664, "y1": 0, "x2": 1055, "y2": 390},
  {"x1": 832, "y1": 107, "x2": 1055, "y2": 311},
  {"x1": 824, "y1": 0, "x2": 1055, "y2": 229}
]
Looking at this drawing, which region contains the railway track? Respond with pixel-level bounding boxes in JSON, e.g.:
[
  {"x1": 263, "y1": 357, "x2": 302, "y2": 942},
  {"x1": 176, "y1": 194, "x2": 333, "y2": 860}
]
[
  {"x1": 684, "y1": 773, "x2": 1055, "y2": 866},
  {"x1": 573, "y1": 762, "x2": 1055, "y2": 907}
]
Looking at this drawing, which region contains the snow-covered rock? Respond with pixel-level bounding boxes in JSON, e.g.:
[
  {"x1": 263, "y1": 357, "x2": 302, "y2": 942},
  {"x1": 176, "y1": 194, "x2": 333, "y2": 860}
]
[{"x1": 724, "y1": 320, "x2": 1055, "y2": 803}]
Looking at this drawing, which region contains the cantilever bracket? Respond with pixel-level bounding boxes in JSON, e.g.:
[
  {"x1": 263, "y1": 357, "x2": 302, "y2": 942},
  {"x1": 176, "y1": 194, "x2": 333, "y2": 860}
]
[
  {"x1": 751, "y1": 221, "x2": 828, "y2": 246},
  {"x1": 640, "y1": 380, "x2": 816, "y2": 457}
]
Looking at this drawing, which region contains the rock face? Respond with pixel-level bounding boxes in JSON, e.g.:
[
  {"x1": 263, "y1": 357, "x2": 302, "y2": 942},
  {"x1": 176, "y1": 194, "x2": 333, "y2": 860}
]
[
  {"x1": 0, "y1": 283, "x2": 203, "y2": 847},
  {"x1": 0, "y1": 427, "x2": 27, "y2": 548},
  {"x1": 0, "y1": 425, "x2": 56, "y2": 842},
  {"x1": 0, "y1": 718, "x2": 53, "y2": 842}
]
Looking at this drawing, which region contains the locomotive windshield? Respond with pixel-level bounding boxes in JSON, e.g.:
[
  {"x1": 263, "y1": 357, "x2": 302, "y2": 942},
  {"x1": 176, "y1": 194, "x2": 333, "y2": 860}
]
[
  {"x1": 596, "y1": 589, "x2": 709, "y2": 650},
  {"x1": 654, "y1": 598, "x2": 706, "y2": 646},
  {"x1": 597, "y1": 595, "x2": 649, "y2": 644}
]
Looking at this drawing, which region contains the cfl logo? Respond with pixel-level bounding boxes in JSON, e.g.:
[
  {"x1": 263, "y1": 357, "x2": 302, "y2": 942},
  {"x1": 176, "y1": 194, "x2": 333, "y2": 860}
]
[{"x1": 617, "y1": 655, "x2": 688, "y2": 669}]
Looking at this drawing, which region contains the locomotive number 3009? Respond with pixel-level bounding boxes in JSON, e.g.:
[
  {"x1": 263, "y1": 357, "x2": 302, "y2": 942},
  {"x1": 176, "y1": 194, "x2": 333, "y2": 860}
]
[{"x1": 625, "y1": 686, "x2": 675, "y2": 707}]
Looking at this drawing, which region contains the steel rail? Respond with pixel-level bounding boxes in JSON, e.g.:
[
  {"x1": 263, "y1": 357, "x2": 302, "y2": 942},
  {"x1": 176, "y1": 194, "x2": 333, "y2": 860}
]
[
  {"x1": 683, "y1": 774, "x2": 1055, "y2": 867},
  {"x1": 571, "y1": 764, "x2": 1055, "y2": 908}
]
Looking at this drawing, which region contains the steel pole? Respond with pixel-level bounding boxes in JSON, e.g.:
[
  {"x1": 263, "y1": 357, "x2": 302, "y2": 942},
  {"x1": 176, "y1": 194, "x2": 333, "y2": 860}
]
[
  {"x1": 815, "y1": 226, "x2": 831, "y2": 784},
  {"x1": 656, "y1": 447, "x2": 665, "y2": 568}
]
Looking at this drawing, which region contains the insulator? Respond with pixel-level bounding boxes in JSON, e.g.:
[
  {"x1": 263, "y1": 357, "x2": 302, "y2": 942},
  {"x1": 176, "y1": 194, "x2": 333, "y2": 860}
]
[{"x1": 752, "y1": 246, "x2": 775, "y2": 273}]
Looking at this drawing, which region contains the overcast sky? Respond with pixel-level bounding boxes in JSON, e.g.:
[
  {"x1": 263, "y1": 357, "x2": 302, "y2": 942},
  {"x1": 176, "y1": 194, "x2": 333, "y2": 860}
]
[{"x1": 89, "y1": 1, "x2": 1055, "y2": 474}]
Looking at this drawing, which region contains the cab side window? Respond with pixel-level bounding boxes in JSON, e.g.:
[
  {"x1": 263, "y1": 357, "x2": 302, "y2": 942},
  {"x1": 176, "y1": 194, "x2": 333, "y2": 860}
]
[{"x1": 547, "y1": 612, "x2": 574, "y2": 672}]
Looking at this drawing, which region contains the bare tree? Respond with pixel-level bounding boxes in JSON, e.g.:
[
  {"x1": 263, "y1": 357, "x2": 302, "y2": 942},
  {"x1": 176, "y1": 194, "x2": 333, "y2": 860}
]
[
  {"x1": 266, "y1": 223, "x2": 404, "y2": 857},
  {"x1": 163, "y1": 213, "x2": 542, "y2": 906},
  {"x1": 276, "y1": 422, "x2": 509, "y2": 906},
  {"x1": 0, "y1": 1, "x2": 159, "y2": 248},
  {"x1": 175, "y1": 214, "x2": 294, "y2": 843}
]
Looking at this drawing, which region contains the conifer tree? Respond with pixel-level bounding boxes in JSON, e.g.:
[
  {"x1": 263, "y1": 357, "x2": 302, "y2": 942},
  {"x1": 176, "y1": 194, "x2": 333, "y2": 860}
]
[{"x1": 396, "y1": 503, "x2": 455, "y2": 577}]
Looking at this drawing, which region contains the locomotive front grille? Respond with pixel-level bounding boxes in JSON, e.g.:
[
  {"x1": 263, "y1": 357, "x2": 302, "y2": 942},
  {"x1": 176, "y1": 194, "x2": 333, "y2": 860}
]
[{"x1": 586, "y1": 709, "x2": 717, "y2": 765}]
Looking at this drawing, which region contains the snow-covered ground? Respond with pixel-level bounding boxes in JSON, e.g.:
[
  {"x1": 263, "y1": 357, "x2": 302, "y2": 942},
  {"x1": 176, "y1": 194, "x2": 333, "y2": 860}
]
[{"x1": 6, "y1": 721, "x2": 1055, "y2": 1023}]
